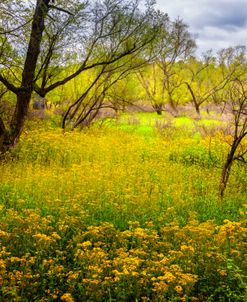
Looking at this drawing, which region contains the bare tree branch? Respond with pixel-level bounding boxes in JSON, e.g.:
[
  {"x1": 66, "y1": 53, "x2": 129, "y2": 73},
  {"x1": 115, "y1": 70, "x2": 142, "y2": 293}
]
[
  {"x1": 48, "y1": 5, "x2": 74, "y2": 16},
  {"x1": 0, "y1": 74, "x2": 19, "y2": 94},
  {"x1": 0, "y1": 19, "x2": 32, "y2": 35}
]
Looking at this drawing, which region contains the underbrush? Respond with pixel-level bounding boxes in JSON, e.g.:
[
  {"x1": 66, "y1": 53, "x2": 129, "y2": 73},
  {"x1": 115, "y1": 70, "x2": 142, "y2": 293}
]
[{"x1": 0, "y1": 120, "x2": 246, "y2": 301}]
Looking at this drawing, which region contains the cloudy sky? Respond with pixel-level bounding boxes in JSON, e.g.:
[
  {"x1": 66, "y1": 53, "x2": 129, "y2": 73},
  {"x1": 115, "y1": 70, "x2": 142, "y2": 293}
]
[{"x1": 155, "y1": 0, "x2": 247, "y2": 56}]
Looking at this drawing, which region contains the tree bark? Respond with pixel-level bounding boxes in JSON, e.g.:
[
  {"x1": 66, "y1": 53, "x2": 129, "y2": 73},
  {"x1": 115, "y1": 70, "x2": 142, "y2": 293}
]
[
  {"x1": 0, "y1": 0, "x2": 49, "y2": 153},
  {"x1": 194, "y1": 103, "x2": 201, "y2": 119},
  {"x1": 0, "y1": 117, "x2": 6, "y2": 149},
  {"x1": 153, "y1": 104, "x2": 163, "y2": 115},
  {"x1": 219, "y1": 138, "x2": 241, "y2": 198},
  {"x1": 220, "y1": 155, "x2": 233, "y2": 198},
  {"x1": 184, "y1": 82, "x2": 201, "y2": 118}
]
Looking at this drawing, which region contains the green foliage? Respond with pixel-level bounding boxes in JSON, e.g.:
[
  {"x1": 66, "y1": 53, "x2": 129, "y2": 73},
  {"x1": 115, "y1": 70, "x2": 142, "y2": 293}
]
[
  {"x1": 169, "y1": 143, "x2": 221, "y2": 168},
  {"x1": 203, "y1": 259, "x2": 247, "y2": 302}
]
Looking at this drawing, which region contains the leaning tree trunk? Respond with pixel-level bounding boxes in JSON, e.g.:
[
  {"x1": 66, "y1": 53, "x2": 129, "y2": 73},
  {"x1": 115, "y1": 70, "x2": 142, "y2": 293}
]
[
  {"x1": 0, "y1": 0, "x2": 49, "y2": 154},
  {"x1": 220, "y1": 155, "x2": 233, "y2": 198},
  {"x1": 219, "y1": 139, "x2": 240, "y2": 198},
  {"x1": 184, "y1": 82, "x2": 201, "y2": 119}
]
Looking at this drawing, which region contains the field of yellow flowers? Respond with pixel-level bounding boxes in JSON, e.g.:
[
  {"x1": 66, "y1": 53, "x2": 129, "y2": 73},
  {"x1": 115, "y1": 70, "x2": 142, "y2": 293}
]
[{"x1": 0, "y1": 117, "x2": 246, "y2": 301}]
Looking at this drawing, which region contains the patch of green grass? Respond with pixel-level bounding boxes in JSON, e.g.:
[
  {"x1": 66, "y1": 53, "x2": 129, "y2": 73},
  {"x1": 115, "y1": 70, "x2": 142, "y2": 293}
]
[
  {"x1": 117, "y1": 123, "x2": 155, "y2": 137},
  {"x1": 173, "y1": 116, "x2": 194, "y2": 128}
]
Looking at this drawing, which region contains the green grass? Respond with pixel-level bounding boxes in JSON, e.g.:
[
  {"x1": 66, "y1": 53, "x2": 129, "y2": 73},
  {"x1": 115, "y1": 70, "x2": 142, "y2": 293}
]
[
  {"x1": 106, "y1": 111, "x2": 224, "y2": 139},
  {"x1": 173, "y1": 116, "x2": 194, "y2": 128}
]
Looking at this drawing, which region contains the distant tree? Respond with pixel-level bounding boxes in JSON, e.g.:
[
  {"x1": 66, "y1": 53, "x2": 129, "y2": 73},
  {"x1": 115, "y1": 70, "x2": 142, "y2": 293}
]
[
  {"x1": 183, "y1": 52, "x2": 224, "y2": 118},
  {"x1": 157, "y1": 18, "x2": 196, "y2": 113},
  {"x1": 217, "y1": 46, "x2": 247, "y2": 77},
  {"x1": 138, "y1": 16, "x2": 196, "y2": 115},
  {"x1": 138, "y1": 63, "x2": 166, "y2": 114},
  {"x1": 215, "y1": 46, "x2": 247, "y2": 107},
  {"x1": 0, "y1": 0, "x2": 162, "y2": 154},
  {"x1": 182, "y1": 47, "x2": 247, "y2": 118}
]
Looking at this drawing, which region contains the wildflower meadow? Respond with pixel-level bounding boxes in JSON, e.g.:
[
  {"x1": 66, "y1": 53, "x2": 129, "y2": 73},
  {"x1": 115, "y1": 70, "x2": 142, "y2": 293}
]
[
  {"x1": 0, "y1": 115, "x2": 246, "y2": 301},
  {"x1": 0, "y1": 1, "x2": 246, "y2": 301}
]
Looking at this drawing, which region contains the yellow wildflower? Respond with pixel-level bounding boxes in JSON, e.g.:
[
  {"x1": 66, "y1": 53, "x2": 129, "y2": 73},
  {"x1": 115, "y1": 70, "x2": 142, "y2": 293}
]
[
  {"x1": 217, "y1": 269, "x2": 227, "y2": 277},
  {"x1": 181, "y1": 245, "x2": 195, "y2": 253},
  {"x1": 33, "y1": 233, "x2": 52, "y2": 242},
  {"x1": 0, "y1": 230, "x2": 9, "y2": 237},
  {"x1": 61, "y1": 293, "x2": 74, "y2": 302},
  {"x1": 79, "y1": 241, "x2": 92, "y2": 249},
  {"x1": 67, "y1": 271, "x2": 79, "y2": 281},
  {"x1": 51, "y1": 232, "x2": 61, "y2": 240},
  {"x1": 175, "y1": 285, "x2": 183, "y2": 294}
]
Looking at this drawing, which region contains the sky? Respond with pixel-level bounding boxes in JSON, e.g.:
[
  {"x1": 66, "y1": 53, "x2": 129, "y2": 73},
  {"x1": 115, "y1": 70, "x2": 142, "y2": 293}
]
[{"x1": 155, "y1": 0, "x2": 247, "y2": 56}]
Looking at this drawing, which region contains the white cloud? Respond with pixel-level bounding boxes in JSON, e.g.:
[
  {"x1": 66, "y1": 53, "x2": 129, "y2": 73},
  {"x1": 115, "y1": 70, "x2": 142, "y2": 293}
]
[{"x1": 155, "y1": 0, "x2": 247, "y2": 54}]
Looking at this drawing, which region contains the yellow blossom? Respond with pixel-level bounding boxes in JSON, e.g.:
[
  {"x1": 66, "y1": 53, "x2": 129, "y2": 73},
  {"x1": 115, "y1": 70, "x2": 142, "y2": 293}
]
[
  {"x1": 51, "y1": 232, "x2": 61, "y2": 240},
  {"x1": 33, "y1": 233, "x2": 52, "y2": 242},
  {"x1": 61, "y1": 293, "x2": 74, "y2": 302},
  {"x1": 175, "y1": 285, "x2": 183, "y2": 294},
  {"x1": 181, "y1": 245, "x2": 195, "y2": 253}
]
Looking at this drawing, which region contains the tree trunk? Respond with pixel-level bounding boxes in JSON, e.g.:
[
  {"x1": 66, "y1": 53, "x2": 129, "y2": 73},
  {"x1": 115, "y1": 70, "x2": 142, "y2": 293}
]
[
  {"x1": 1, "y1": 93, "x2": 31, "y2": 152},
  {"x1": 0, "y1": 117, "x2": 6, "y2": 151},
  {"x1": 0, "y1": 0, "x2": 49, "y2": 154},
  {"x1": 219, "y1": 140, "x2": 240, "y2": 198},
  {"x1": 220, "y1": 156, "x2": 233, "y2": 198},
  {"x1": 153, "y1": 104, "x2": 163, "y2": 115},
  {"x1": 168, "y1": 96, "x2": 177, "y2": 112},
  {"x1": 195, "y1": 103, "x2": 201, "y2": 120},
  {"x1": 184, "y1": 82, "x2": 201, "y2": 119}
]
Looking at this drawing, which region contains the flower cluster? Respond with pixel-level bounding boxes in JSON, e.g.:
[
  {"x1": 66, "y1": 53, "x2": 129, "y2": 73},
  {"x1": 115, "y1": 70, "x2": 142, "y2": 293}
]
[{"x1": 0, "y1": 209, "x2": 246, "y2": 301}]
